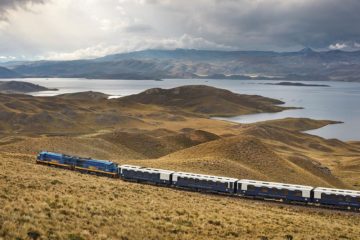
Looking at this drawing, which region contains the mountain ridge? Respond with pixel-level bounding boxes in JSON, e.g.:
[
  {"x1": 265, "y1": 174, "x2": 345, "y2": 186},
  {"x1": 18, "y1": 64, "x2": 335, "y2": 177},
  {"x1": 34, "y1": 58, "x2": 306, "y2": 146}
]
[{"x1": 2, "y1": 48, "x2": 360, "y2": 81}]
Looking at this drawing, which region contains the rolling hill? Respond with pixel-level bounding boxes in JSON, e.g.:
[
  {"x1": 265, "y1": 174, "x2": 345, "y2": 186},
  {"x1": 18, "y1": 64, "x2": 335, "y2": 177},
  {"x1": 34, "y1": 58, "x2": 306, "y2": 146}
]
[
  {"x1": 0, "y1": 85, "x2": 289, "y2": 135},
  {"x1": 120, "y1": 85, "x2": 291, "y2": 116},
  {"x1": 0, "y1": 81, "x2": 57, "y2": 94},
  {"x1": 0, "y1": 85, "x2": 359, "y2": 239}
]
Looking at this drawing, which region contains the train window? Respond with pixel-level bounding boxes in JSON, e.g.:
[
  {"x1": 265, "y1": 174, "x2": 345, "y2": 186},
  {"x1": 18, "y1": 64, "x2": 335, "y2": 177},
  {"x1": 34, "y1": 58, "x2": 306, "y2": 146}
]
[
  {"x1": 294, "y1": 191, "x2": 302, "y2": 197},
  {"x1": 337, "y1": 196, "x2": 344, "y2": 202},
  {"x1": 357, "y1": 198, "x2": 360, "y2": 203},
  {"x1": 261, "y1": 188, "x2": 269, "y2": 193},
  {"x1": 247, "y1": 185, "x2": 256, "y2": 191},
  {"x1": 329, "y1": 194, "x2": 337, "y2": 200},
  {"x1": 345, "y1": 196, "x2": 352, "y2": 202},
  {"x1": 269, "y1": 188, "x2": 275, "y2": 194},
  {"x1": 282, "y1": 189, "x2": 289, "y2": 195}
]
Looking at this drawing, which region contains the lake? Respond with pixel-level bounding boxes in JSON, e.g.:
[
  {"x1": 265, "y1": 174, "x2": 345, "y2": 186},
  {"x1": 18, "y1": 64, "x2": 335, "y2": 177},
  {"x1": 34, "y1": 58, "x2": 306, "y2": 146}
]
[{"x1": 3, "y1": 78, "x2": 360, "y2": 141}]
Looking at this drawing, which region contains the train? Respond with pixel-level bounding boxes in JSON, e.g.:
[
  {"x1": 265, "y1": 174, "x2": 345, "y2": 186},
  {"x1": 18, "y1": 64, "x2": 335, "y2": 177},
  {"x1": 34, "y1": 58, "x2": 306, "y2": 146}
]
[{"x1": 37, "y1": 151, "x2": 360, "y2": 211}]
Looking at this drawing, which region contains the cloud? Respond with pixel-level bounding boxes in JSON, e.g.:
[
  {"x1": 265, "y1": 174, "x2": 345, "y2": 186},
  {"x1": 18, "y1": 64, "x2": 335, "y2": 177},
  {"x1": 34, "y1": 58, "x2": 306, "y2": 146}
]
[
  {"x1": 1, "y1": 0, "x2": 360, "y2": 59},
  {"x1": 329, "y1": 43, "x2": 348, "y2": 50},
  {"x1": 0, "y1": 0, "x2": 47, "y2": 20},
  {"x1": 125, "y1": 23, "x2": 153, "y2": 33},
  {"x1": 0, "y1": 55, "x2": 16, "y2": 60},
  {"x1": 40, "y1": 34, "x2": 236, "y2": 60}
]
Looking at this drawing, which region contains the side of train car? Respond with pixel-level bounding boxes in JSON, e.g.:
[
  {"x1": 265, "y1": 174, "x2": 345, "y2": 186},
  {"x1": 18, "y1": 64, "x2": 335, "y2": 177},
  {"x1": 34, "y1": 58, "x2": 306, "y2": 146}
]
[{"x1": 37, "y1": 151, "x2": 360, "y2": 210}]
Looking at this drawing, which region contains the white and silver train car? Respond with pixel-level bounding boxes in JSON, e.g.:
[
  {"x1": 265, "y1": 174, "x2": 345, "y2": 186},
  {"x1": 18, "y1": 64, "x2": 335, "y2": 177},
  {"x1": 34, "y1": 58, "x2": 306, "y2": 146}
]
[
  {"x1": 238, "y1": 179, "x2": 313, "y2": 202},
  {"x1": 313, "y1": 187, "x2": 360, "y2": 209},
  {"x1": 119, "y1": 165, "x2": 174, "y2": 185},
  {"x1": 172, "y1": 172, "x2": 238, "y2": 193}
]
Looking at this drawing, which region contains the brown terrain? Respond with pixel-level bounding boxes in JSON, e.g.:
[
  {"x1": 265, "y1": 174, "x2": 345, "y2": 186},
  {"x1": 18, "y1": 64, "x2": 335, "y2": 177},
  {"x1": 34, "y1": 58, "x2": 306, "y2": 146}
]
[{"x1": 0, "y1": 85, "x2": 359, "y2": 240}]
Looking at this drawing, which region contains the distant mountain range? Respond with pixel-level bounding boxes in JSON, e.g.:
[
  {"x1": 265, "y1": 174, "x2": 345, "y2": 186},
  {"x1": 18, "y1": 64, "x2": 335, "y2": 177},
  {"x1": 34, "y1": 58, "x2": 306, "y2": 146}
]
[
  {"x1": 1, "y1": 48, "x2": 360, "y2": 81},
  {"x1": 0, "y1": 66, "x2": 20, "y2": 78}
]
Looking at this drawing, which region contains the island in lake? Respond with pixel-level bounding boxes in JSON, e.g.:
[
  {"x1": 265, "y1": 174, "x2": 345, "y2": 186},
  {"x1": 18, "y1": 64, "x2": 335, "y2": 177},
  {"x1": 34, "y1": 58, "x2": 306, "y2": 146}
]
[
  {"x1": 0, "y1": 81, "x2": 58, "y2": 94},
  {"x1": 266, "y1": 81, "x2": 330, "y2": 87}
]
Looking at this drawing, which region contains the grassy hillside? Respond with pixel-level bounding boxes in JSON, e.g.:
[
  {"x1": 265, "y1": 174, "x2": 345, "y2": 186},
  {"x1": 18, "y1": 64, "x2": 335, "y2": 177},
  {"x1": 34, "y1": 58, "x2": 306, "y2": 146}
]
[
  {"x1": 1, "y1": 154, "x2": 359, "y2": 240},
  {"x1": 0, "y1": 85, "x2": 359, "y2": 239},
  {"x1": 120, "y1": 85, "x2": 292, "y2": 117},
  {"x1": 0, "y1": 85, "x2": 289, "y2": 135}
]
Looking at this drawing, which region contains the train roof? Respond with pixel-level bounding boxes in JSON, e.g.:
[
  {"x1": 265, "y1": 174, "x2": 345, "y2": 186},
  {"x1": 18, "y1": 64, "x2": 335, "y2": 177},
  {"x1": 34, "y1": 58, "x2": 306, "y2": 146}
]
[
  {"x1": 40, "y1": 151, "x2": 116, "y2": 166},
  {"x1": 39, "y1": 151, "x2": 62, "y2": 157},
  {"x1": 173, "y1": 172, "x2": 238, "y2": 183},
  {"x1": 314, "y1": 187, "x2": 360, "y2": 197},
  {"x1": 120, "y1": 165, "x2": 175, "y2": 174},
  {"x1": 85, "y1": 159, "x2": 116, "y2": 165},
  {"x1": 239, "y1": 179, "x2": 314, "y2": 191}
]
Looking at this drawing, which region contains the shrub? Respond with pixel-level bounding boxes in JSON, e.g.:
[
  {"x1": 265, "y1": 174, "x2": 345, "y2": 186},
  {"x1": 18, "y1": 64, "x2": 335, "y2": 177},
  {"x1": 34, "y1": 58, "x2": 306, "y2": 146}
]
[
  {"x1": 285, "y1": 234, "x2": 293, "y2": 240},
  {"x1": 27, "y1": 231, "x2": 40, "y2": 240},
  {"x1": 51, "y1": 179, "x2": 62, "y2": 185},
  {"x1": 208, "y1": 220, "x2": 221, "y2": 226},
  {"x1": 68, "y1": 234, "x2": 84, "y2": 240}
]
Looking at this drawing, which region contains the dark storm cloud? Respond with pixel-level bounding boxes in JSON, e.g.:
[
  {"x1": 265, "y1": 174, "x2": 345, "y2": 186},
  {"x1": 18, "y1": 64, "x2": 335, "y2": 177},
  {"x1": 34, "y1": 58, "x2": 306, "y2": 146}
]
[
  {"x1": 2, "y1": 0, "x2": 360, "y2": 60},
  {"x1": 0, "y1": 0, "x2": 47, "y2": 19},
  {"x1": 139, "y1": 0, "x2": 360, "y2": 49}
]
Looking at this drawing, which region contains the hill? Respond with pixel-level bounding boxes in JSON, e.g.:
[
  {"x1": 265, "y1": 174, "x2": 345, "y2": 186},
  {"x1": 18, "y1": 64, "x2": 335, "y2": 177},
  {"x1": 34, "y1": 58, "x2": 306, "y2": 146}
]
[
  {"x1": 0, "y1": 81, "x2": 57, "y2": 93},
  {"x1": 56, "y1": 91, "x2": 109, "y2": 100},
  {"x1": 120, "y1": 85, "x2": 291, "y2": 116},
  {"x1": 266, "y1": 82, "x2": 331, "y2": 87},
  {"x1": 4, "y1": 48, "x2": 360, "y2": 81},
  {"x1": 0, "y1": 85, "x2": 360, "y2": 239},
  {"x1": 0, "y1": 85, "x2": 290, "y2": 135},
  {"x1": 239, "y1": 121, "x2": 360, "y2": 188},
  {"x1": 98, "y1": 128, "x2": 220, "y2": 158},
  {"x1": 132, "y1": 135, "x2": 346, "y2": 188}
]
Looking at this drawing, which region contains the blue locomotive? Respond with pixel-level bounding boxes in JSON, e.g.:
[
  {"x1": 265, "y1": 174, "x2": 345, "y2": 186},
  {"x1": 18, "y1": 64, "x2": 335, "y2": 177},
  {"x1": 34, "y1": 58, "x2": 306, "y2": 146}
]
[
  {"x1": 37, "y1": 151, "x2": 118, "y2": 177},
  {"x1": 36, "y1": 152, "x2": 360, "y2": 211}
]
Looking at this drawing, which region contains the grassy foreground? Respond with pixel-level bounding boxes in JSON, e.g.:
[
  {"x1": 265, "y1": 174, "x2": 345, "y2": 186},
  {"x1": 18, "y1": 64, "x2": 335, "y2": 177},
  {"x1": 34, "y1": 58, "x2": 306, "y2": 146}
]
[{"x1": 1, "y1": 154, "x2": 359, "y2": 240}]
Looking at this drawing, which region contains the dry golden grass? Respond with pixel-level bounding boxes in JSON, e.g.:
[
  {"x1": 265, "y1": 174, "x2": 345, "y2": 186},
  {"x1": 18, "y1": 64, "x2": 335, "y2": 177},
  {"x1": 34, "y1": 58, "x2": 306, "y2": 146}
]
[
  {"x1": 130, "y1": 135, "x2": 347, "y2": 188},
  {"x1": 1, "y1": 86, "x2": 360, "y2": 239},
  {"x1": 239, "y1": 123, "x2": 360, "y2": 189},
  {"x1": 0, "y1": 136, "x2": 146, "y2": 161},
  {"x1": 1, "y1": 153, "x2": 360, "y2": 240}
]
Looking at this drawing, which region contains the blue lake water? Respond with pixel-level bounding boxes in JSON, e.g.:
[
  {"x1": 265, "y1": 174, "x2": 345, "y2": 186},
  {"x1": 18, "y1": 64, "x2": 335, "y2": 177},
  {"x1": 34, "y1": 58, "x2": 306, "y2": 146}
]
[{"x1": 3, "y1": 78, "x2": 360, "y2": 141}]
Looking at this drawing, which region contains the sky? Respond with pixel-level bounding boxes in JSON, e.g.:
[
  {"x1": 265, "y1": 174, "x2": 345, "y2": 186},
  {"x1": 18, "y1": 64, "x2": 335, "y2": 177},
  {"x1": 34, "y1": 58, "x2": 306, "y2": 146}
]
[{"x1": 0, "y1": 0, "x2": 359, "y2": 61}]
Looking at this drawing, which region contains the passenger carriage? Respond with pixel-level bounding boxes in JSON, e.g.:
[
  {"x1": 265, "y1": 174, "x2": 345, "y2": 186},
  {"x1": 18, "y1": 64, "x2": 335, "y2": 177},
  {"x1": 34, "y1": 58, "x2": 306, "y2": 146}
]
[
  {"x1": 172, "y1": 172, "x2": 238, "y2": 193},
  {"x1": 238, "y1": 179, "x2": 313, "y2": 202},
  {"x1": 313, "y1": 187, "x2": 360, "y2": 209},
  {"x1": 119, "y1": 165, "x2": 174, "y2": 185}
]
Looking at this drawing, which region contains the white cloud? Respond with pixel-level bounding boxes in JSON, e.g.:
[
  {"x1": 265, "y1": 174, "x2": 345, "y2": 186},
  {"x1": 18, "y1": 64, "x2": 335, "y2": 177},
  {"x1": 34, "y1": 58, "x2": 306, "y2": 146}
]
[
  {"x1": 39, "y1": 34, "x2": 236, "y2": 60},
  {"x1": 0, "y1": 55, "x2": 16, "y2": 60},
  {"x1": 329, "y1": 43, "x2": 347, "y2": 50},
  {"x1": 39, "y1": 44, "x2": 123, "y2": 60}
]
